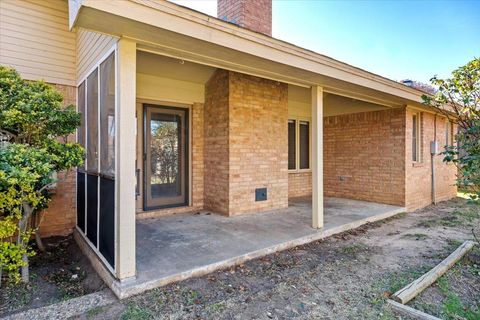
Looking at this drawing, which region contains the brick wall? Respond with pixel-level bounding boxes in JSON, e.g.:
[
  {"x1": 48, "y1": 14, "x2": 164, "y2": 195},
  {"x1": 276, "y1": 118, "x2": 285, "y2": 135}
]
[
  {"x1": 228, "y1": 71, "x2": 288, "y2": 214},
  {"x1": 323, "y1": 108, "x2": 406, "y2": 206},
  {"x1": 288, "y1": 107, "x2": 457, "y2": 210},
  {"x1": 204, "y1": 69, "x2": 288, "y2": 215},
  {"x1": 204, "y1": 70, "x2": 230, "y2": 214},
  {"x1": 217, "y1": 0, "x2": 272, "y2": 36},
  {"x1": 288, "y1": 172, "x2": 312, "y2": 198},
  {"x1": 39, "y1": 84, "x2": 77, "y2": 237},
  {"x1": 191, "y1": 102, "x2": 205, "y2": 209},
  {"x1": 405, "y1": 108, "x2": 457, "y2": 210},
  {"x1": 40, "y1": 82, "x2": 459, "y2": 234}
]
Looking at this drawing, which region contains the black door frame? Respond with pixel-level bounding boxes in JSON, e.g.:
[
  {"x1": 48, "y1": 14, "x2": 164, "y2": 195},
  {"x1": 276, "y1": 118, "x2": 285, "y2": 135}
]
[{"x1": 142, "y1": 104, "x2": 189, "y2": 211}]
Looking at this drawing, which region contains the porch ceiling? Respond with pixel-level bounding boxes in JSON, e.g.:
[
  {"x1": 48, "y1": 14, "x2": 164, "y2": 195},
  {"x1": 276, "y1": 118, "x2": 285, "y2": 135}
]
[
  {"x1": 137, "y1": 51, "x2": 215, "y2": 84},
  {"x1": 289, "y1": 85, "x2": 392, "y2": 117},
  {"x1": 71, "y1": 0, "x2": 427, "y2": 109}
]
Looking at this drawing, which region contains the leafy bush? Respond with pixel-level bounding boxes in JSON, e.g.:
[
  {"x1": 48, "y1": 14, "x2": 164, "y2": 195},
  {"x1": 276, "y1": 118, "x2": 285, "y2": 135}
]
[
  {"x1": 0, "y1": 66, "x2": 83, "y2": 285},
  {"x1": 423, "y1": 58, "x2": 480, "y2": 203}
]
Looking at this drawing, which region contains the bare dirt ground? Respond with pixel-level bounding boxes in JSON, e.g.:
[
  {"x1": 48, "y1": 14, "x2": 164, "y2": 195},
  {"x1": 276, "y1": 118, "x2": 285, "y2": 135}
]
[
  {"x1": 0, "y1": 236, "x2": 105, "y2": 317},
  {"x1": 6, "y1": 197, "x2": 479, "y2": 320},
  {"x1": 72, "y1": 197, "x2": 479, "y2": 320}
]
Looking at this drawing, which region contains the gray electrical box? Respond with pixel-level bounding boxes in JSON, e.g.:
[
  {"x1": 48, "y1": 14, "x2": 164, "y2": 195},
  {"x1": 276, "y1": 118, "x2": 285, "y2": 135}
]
[
  {"x1": 430, "y1": 140, "x2": 439, "y2": 155},
  {"x1": 255, "y1": 188, "x2": 267, "y2": 201}
]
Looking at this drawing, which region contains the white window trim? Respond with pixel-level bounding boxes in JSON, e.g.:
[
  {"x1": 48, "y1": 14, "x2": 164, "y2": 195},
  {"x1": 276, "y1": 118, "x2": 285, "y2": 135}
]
[
  {"x1": 288, "y1": 116, "x2": 312, "y2": 173},
  {"x1": 412, "y1": 112, "x2": 421, "y2": 163}
]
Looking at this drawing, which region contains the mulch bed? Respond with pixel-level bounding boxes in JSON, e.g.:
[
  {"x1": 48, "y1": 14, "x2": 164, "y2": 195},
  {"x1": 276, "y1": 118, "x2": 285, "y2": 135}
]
[{"x1": 0, "y1": 235, "x2": 105, "y2": 317}]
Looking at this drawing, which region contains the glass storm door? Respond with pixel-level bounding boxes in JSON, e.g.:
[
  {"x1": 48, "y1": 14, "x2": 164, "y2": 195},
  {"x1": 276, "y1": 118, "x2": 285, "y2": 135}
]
[{"x1": 144, "y1": 105, "x2": 188, "y2": 209}]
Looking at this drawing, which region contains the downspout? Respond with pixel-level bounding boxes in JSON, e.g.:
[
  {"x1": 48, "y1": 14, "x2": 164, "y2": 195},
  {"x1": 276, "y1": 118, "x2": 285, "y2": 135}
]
[{"x1": 431, "y1": 114, "x2": 438, "y2": 205}]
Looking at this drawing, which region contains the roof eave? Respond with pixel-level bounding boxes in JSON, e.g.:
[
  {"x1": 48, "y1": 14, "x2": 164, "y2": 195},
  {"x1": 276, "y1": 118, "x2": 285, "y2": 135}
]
[{"x1": 71, "y1": 0, "x2": 430, "y2": 106}]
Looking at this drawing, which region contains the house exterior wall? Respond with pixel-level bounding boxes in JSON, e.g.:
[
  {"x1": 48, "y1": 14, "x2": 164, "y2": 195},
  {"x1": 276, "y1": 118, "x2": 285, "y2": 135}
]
[
  {"x1": 288, "y1": 108, "x2": 407, "y2": 204},
  {"x1": 288, "y1": 172, "x2": 312, "y2": 198},
  {"x1": 204, "y1": 70, "x2": 288, "y2": 215},
  {"x1": 191, "y1": 102, "x2": 205, "y2": 210},
  {"x1": 323, "y1": 108, "x2": 406, "y2": 206},
  {"x1": 289, "y1": 107, "x2": 458, "y2": 209},
  {"x1": 0, "y1": 1, "x2": 459, "y2": 238},
  {"x1": 76, "y1": 27, "x2": 118, "y2": 82},
  {"x1": 287, "y1": 86, "x2": 313, "y2": 199},
  {"x1": 405, "y1": 108, "x2": 457, "y2": 210},
  {"x1": 204, "y1": 70, "x2": 230, "y2": 214},
  {"x1": 39, "y1": 84, "x2": 78, "y2": 237},
  {"x1": 0, "y1": 0, "x2": 78, "y2": 237},
  {"x1": 0, "y1": 0, "x2": 76, "y2": 86},
  {"x1": 0, "y1": 1, "x2": 126, "y2": 237},
  {"x1": 228, "y1": 71, "x2": 289, "y2": 214}
]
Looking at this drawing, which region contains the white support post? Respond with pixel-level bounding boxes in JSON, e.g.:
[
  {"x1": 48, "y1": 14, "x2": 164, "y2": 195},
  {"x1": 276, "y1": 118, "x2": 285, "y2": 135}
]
[
  {"x1": 311, "y1": 85, "x2": 324, "y2": 229},
  {"x1": 116, "y1": 38, "x2": 137, "y2": 280}
]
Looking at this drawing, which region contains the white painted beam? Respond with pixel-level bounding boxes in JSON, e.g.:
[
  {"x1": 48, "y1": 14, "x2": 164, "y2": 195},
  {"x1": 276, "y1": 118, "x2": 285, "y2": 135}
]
[
  {"x1": 116, "y1": 38, "x2": 137, "y2": 280},
  {"x1": 311, "y1": 85, "x2": 324, "y2": 229}
]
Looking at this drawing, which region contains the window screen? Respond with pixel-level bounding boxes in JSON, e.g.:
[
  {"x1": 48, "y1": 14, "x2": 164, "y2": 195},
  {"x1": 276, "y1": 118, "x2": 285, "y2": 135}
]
[
  {"x1": 412, "y1": 114, "x2": 418, "y2": 162},
  {"x1": 77, "y1": 49, "x2": 116, "y2": 271},
  {"x1": 288, "y1": 120, "x2": 296, "y2": 170},
  {"x1": 100, "y1": 53, "x2": 115, "y2": 177},
  {"x1": 99, "y1": 177, "x2": 115, "y2": 268},
  {"x1": 87, "y1": 70, "x2": 99, "y2": 172},
  {"x1": 76, "y1": 172, "x2": 85, "y2": 232},
  {"x1": 86, "y1": 174, "x2": 98, "y2": 246},
  {"x1": 299, "y1": 121, "x2": 310, "y2": 169},
  {"x1": 78, "y1": 81, "x2": 86, "y2": 170}
]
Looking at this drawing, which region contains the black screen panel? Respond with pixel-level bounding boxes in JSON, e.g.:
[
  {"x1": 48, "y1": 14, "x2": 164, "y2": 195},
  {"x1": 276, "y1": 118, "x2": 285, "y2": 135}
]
[
  {"x1": 99, "y1": 177, "x2": 115, "y2": 268},
  {"x1": 299, "y1": 121, "x2": 310, "y2": 169},
  {"x1": 86, "y1": 174, "x2": 98, "y2": 246},
  {"x1": 288, "y1": 120, "x2": 296, "y2": 170},
  {"x1": 76, "y1": 171, "x2": 86, "y2": 232}
]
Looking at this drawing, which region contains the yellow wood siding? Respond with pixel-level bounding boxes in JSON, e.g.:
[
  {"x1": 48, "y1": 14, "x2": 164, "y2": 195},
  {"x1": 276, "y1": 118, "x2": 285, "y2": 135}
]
[
  {"x1": 0, "y1": 0, "x2": 76, "y2": 86},
  {"x1": 76, "y1": 28, "x2": 118, "y2": 83}
]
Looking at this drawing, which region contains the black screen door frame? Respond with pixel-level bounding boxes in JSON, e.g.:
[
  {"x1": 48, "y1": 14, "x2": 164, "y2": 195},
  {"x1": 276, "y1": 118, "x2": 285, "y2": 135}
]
[{"x1": 143, "y1": 104, "x2": 189, "y2": 211}]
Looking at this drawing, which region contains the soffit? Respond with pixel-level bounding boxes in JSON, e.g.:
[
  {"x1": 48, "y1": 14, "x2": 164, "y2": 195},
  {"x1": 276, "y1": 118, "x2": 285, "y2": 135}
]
[{"x1": 73, "y1": 1, "x2": 427, "y2": 108}]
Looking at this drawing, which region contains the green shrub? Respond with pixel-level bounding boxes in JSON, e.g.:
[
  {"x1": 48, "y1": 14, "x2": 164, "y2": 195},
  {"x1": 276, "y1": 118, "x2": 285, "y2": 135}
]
[{"x1": 0, "y1": 66, "x2": 83, "y2": 285}]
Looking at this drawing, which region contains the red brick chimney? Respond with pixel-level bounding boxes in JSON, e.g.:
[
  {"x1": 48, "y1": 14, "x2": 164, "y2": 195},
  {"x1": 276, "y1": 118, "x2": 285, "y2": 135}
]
[{"x1": 217, "y1": 0, "x2": 272, "y2": 36}]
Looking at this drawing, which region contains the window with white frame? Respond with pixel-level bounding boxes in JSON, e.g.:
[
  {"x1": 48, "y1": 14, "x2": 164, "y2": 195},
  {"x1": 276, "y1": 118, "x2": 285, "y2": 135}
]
[
  {"x1": 288, "y1": 118, "x2": 310, "y2": 171},
  {"x1": 412, "y1": 113, "x2": 420, "y2": 162},
  {"x1": 288, "y1": 120, "x2": 296, "y2": 170}
]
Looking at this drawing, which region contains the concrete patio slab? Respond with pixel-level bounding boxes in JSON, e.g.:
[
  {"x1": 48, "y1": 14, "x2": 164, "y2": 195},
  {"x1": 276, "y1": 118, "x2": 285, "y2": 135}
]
[{"x1": 103, "y1": 197, "x2": 404, "y2": 298}]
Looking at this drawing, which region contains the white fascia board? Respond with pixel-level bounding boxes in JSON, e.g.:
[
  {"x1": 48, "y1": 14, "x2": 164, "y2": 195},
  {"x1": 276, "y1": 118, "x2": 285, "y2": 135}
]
[
  {"x1": 68, "y1": 0, "x2": 84, "y2": 30},
  {"x1": 76, "y1": 0, "x2": 426, "y2": 103}
]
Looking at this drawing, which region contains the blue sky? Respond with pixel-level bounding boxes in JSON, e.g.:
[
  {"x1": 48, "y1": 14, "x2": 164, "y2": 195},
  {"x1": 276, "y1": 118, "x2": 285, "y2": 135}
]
[{"x1": 171, "y1": 0, "x2": 480, "y2": 84}]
